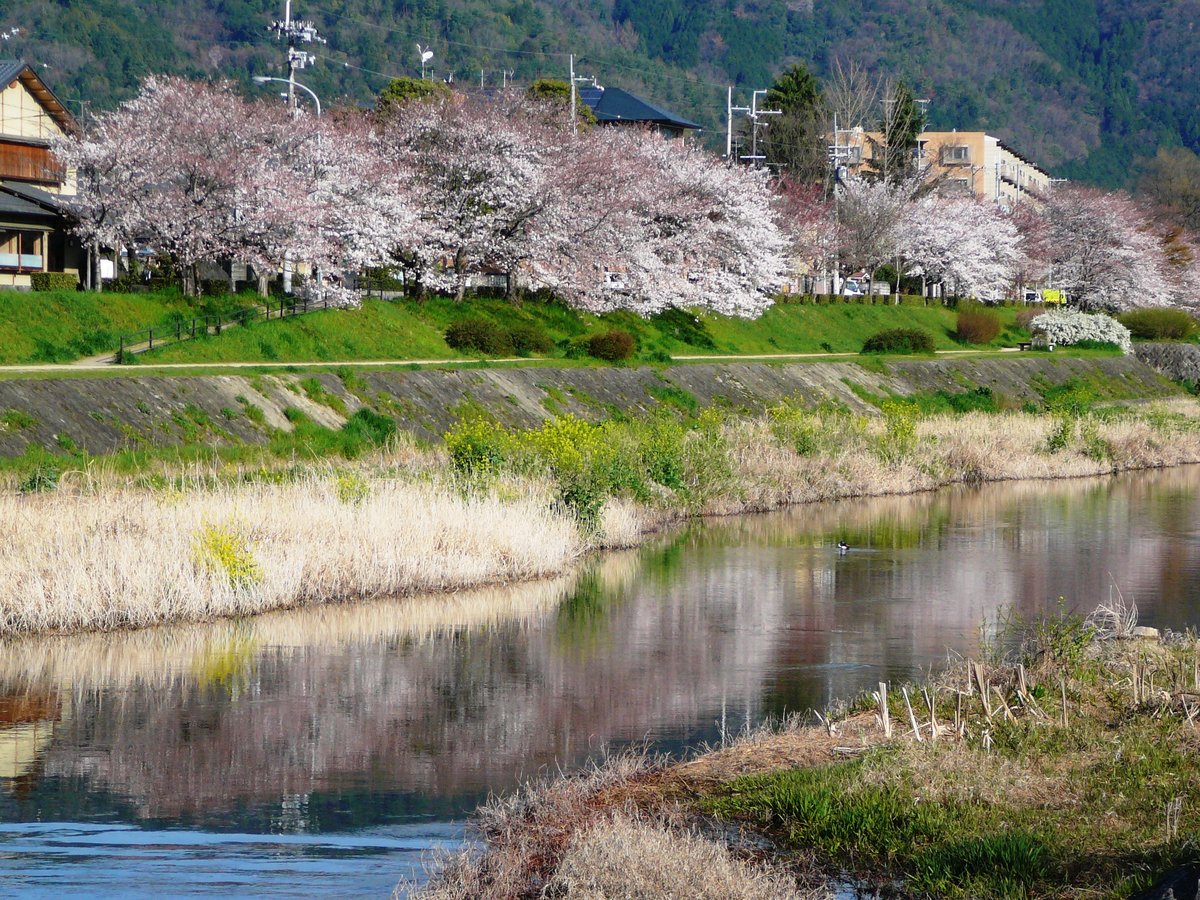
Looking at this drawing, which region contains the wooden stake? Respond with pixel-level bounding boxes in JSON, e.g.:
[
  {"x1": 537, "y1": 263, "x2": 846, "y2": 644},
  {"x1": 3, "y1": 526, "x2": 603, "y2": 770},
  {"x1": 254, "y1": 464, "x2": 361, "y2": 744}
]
[
  {"x1": 1060, "y1": 677, "x2": 1069, "y2": 728},
  {"x1": 878, "y1": 682, "x2": 892, "y2": 739},
  {"x1": 955, "y1": 691, "x2": 963, "y2": 737},
  {"x1": 1017, "y1": 664, "x2": 1029, "y2": 699},
  {"x1": 923, "y1": 687, "x2": 938, "y2": 741},
  {"x1": 902, "y1": 686, "x2": 923, "y2": 742}
]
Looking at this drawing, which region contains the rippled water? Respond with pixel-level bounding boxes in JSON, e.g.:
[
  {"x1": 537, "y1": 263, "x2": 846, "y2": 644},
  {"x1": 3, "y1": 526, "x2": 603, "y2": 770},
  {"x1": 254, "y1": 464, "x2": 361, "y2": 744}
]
[{"x1": 2, "y1": 467, "x2": 1199, "y2": 895}]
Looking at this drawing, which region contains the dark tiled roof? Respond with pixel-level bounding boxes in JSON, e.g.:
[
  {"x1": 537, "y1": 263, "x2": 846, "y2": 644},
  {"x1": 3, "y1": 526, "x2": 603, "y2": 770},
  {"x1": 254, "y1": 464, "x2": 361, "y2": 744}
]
[
  {"x1": 0, "y1": 181, "x2": 73, "y2": 222},
  {"x1": 0, "y1": 189, "x2": 58, "y2": 222},
  {"x1": 0, "y1": 61, "x2": 24, "y2": 87},
  {"x1": 578, "y1": 85, "x2": 701, "y2": 130},
  {"x1": 0, "y1": 180, "x2": 68, "y2": 211}
]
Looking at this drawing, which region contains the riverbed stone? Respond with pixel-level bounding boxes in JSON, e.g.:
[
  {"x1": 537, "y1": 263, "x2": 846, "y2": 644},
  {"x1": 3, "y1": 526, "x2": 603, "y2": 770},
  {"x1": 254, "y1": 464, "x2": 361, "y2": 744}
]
[{"x1": 1130, "y1": 863, "x2": 1200, "y2": 900}]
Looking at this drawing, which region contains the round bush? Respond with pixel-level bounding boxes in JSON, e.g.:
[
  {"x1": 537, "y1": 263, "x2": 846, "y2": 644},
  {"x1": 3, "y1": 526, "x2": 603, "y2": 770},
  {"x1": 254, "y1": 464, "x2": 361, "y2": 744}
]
[
  {"x1": 955, "y1": 307, "x2": 1001, "y2": 344},
  {"x1": 444, "y1": 318, "x2": 512, "y2": 355},
  {"x1": 1029, "y1": 310, "x2": 1131, "y2": 353},
  {"x1": 506, "y1": 323, "x2": 553, "y2": 356},
  {"x1": 587, "y1": 330, "x2": 636, "y2": 361},
  {"x1": 1117, "y1": 307, "x2": 1198, "y2": 341},
  {"x1": 861, "y1": 328, "x2": 936, "y2": 354}
]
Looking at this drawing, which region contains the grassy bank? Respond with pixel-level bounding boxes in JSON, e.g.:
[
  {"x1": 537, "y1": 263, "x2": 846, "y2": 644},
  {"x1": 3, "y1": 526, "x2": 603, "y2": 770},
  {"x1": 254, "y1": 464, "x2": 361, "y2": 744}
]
[
  {"x1": 129, "y1": 295, "x2": 1028, "y2": 365},
  {"x1": 4, "y1": 388, "x2": 1200, "y2": 636},
  {"x1": 0, "y1": 288, "x2": 257, "y2": 364},
  {"x1": 416, "y1": 605, "x2": 1200, "y2": 898}
]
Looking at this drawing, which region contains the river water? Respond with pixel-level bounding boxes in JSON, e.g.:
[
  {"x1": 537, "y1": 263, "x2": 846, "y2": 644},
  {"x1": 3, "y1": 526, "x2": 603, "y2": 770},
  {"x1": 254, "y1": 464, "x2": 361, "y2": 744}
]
[{"x1": 2, "y1": 467, "x2": 1200, "y2": 897}]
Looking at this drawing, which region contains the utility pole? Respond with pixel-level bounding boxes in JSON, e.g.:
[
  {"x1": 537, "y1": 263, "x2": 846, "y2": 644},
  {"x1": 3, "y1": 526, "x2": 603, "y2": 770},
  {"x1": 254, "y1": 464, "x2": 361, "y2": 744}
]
[
  {"x1": 569, "y1": 54, "x2": 577, "y2": 136},
  {"x1": 268, "y1": 0, "x2": 325, "y2": 114},
  {"x1": 567, "y1": 55, "x2": 596, "y2": 137},
  {"x1": 726, "y1": 88, "x2": 779, "y2": 166}
]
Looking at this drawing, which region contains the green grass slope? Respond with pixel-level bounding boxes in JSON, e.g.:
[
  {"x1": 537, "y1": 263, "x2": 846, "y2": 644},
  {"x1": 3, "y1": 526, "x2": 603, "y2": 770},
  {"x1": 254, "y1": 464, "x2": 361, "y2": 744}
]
[
  {"x1": 133, "y1": 297, "x2": 1027, "y2": 365},
  {"x1": 0, "y1": 289, "x2": 256, "y2": 364}
]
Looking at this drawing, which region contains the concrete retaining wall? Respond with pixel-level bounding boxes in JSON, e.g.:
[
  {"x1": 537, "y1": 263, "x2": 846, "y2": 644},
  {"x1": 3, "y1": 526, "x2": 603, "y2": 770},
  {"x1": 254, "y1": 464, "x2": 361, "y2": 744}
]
[
  {"x1": 0, "y1": 355, "x2": 1181, "y2": 457},
  {"x1": 1134, "y1": 343, "x2": 1200, "y2": 385}
]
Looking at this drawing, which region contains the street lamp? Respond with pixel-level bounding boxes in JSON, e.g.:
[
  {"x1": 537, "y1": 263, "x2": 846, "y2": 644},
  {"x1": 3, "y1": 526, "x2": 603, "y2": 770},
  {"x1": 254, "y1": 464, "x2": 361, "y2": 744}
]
[
  {"x1": 253, "y1": 75, "x2": 321, "y2": 117},
  {"x1": 252, "y1": 76, "x2": 324, "y2": 296}
]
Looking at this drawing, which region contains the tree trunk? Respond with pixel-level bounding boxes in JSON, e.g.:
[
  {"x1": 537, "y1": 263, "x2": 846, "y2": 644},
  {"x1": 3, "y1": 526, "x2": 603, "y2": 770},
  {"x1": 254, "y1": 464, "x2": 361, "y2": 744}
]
[
  {"x1": 92, "y1": 240, "x2": 103, "y2": 293},
  {"x1": 182, "y1": 263, "x2": 198, "y2": 298},
  {"x1": 506, "y1": 266, "x2": 523, "y2": 305},
  {"x1": 453, "y1": 247, "x2": 467, "y2": 304}
]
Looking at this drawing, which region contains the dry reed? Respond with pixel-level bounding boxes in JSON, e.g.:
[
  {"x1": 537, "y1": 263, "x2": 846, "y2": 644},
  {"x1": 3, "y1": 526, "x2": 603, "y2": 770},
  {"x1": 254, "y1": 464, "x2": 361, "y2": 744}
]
[
  {"x1": 6, "y1": 400, "x2": 1200, "y2": 637},
  {"x1": 0, "y1": 476, "x2": 580, "y2": 635}
]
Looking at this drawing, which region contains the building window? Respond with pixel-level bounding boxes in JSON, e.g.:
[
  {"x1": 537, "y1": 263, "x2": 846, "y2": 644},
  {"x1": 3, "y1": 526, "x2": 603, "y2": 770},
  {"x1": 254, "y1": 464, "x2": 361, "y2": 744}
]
[
  {"x1": 941, "y1": 145, "x2": 971, "y2": 164},
  {"x1": 0, "y1": 229, "x2": 44, "y2": 270},
  {"x1": 939, "y1": 177, "x2": 972, "y2": 195}
]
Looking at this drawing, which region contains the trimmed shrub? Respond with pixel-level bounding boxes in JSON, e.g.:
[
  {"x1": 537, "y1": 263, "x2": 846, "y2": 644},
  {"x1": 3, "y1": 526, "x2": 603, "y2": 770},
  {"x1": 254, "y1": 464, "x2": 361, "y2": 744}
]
[
  {"x1": 444, "y1": 318, "x2": 512, "y2": 355},
  {"x1": 30, "y1": 272, "x2": 79, "y2": 292},
  {"x1": 955, "y1": 307, "x2": 1001, "y2": 344},
  {"x1": 587, "y1": 330, "x2": 635, "y2": 361},
  {"x1": 1029, "y1": 310, "x2": 1132, "y2": 353},
  {"x1": 199, "y1": 278, "x2": 232, "y2": 297},
  {"x1": 506, "y1": 323, "x2": 553, "y2": 356},
  {"x1": 1118, "y1": 307, "x2": 1198, "y2": 341},
  {"x1": 861, "y1": 328, "x2": 936, "y2": 354}
]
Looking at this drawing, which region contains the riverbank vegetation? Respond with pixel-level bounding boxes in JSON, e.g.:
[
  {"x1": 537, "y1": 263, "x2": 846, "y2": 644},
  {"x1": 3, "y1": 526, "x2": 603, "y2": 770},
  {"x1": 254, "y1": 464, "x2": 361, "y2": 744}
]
[
  {"x1": 4, "y1": 388, "x2": 1200, "y2": 635},
  {"x1": 129, "y1": 295, "x2": 1029, "y2": 365},
  {"x1": 413, "y1": 603, "x2": 1200, "y2": 898},
  {"x1": 1, "y1": 288, "x2": 1037, "y2": 367}
]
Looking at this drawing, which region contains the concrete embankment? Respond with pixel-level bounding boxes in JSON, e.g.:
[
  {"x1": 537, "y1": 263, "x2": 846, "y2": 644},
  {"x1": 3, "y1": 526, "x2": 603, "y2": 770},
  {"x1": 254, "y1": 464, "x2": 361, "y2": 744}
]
[
  {"x1": 1134, "y1": 341, "x2": 1200, "y2": 384},
  {"x1": 0, "y1": 355, "x2": 1181, "y2": 456}
]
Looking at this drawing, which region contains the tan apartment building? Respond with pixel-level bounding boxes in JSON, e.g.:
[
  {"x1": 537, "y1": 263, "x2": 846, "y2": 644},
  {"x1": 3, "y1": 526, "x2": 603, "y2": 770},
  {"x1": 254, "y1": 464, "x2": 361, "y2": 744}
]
[
  {"x1": 836, "y1": 128, "x2": 1051, "y2": 206},
  {"x1": 0, "y1": 60, "x2": 85, "y2": 290}
]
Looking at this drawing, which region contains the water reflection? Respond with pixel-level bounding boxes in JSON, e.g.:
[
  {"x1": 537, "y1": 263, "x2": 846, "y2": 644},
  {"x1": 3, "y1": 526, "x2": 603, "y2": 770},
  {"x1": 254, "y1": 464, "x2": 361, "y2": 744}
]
[{"x1": 1, "y1": 467, "x2": 1198, "y2": 895}]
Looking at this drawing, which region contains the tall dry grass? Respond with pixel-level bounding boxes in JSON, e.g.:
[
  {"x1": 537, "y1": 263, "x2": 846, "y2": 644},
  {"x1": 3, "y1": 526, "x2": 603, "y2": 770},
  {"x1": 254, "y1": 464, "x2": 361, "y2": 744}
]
[
  {"x1": 5, "y1": 400, "x2": 1200, "y2": 638},
  {"x1": 408, "y1": 750, "x2": 819, "y2": 900},
  {"x1": 548, "y1": 815, "x2": 816, "y2": 899},
  {"x1": 0, "y1": 476, "x2": 580, "y2": 635}
]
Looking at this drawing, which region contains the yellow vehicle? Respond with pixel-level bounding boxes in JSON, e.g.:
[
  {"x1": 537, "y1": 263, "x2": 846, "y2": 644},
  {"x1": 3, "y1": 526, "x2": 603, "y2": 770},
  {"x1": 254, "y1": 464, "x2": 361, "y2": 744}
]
[{"x1": 1040, "y1": 289, "x2": 1066, "y2": 305}]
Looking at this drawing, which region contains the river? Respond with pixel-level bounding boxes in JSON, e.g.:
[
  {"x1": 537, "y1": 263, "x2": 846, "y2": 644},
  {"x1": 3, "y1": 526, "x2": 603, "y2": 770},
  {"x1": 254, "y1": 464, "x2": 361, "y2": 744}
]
[{"x1": 2, "y1": 467, "x2": 1199, "y2": 896}]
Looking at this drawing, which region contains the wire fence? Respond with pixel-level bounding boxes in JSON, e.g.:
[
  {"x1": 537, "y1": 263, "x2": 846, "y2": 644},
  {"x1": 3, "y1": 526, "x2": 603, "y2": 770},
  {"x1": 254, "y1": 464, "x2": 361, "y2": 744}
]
[{"x1": 116, "y1": 297, "x2": 333, "y2": 362}]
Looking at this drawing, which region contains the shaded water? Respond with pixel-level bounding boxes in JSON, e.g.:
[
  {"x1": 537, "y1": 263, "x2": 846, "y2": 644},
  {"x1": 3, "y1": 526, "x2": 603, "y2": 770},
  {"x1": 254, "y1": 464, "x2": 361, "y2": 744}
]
[{"x1": 2, "y1": 467, "x2": 1200, "y2": 896}]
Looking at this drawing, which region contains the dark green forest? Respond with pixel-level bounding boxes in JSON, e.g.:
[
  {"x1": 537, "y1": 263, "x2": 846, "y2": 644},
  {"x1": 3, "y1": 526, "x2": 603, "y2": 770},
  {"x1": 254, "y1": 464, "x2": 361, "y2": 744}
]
[{"x1": 3, "y1": 0, "x2": 1196, "y2": 186}]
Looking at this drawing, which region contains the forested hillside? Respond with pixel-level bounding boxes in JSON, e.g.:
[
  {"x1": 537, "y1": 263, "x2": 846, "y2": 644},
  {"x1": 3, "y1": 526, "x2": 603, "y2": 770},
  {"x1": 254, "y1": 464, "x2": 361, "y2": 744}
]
[{"x1": 2, "y1": 0, "x2": 1196, "y2": 186}]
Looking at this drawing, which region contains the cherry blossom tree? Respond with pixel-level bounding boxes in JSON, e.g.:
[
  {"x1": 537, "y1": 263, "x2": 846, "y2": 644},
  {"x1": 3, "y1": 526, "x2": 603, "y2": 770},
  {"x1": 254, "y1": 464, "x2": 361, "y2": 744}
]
[
  {"x1": 535, "y1": 126, "x2": 787, "y2": 316},
  {"x1": 58, "y1": 77, "x2": 276, "y2": 296},
  {"x1": 771, "y1": 177, "x2": 837, "y2": 294},
  {"x1": 1040, "y1": 186, "x2": 1175, "y2": 311},
  {"x1": 904, "y1": 196, "x2": 1021, "y2": 302},
  {"x1": 378, "y1": 94, "x2": 554, "y2": 303},
  {"x1": 834, "y1": 175, "x2": 912, "y2": 295}
]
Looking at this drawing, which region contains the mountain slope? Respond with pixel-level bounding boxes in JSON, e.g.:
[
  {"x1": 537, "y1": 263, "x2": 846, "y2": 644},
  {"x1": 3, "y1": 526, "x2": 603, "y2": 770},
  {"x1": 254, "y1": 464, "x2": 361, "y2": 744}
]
[{"x1": 3, "y1": 0, "x2": 1197, "y2": 186}]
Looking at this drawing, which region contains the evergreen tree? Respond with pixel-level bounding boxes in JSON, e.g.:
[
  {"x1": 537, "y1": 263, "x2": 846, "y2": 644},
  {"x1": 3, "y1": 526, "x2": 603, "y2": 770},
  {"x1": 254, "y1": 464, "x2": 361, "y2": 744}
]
[{"x1": 761, "y1": 64, "x2": 827, "y2": 185}]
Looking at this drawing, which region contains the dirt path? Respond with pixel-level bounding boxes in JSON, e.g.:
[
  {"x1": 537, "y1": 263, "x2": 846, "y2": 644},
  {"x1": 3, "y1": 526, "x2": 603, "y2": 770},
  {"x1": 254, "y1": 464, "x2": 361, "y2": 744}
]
[{"x1": 0, "y1": 347, "x2": 1020, "y2": 376}]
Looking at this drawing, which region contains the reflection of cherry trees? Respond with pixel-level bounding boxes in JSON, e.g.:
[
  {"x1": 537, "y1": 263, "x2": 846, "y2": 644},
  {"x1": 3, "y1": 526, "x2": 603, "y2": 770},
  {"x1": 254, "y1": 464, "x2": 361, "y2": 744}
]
[{"x1": 5, "y1": 469, "x2": 1197, "y2": 829}]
